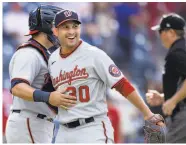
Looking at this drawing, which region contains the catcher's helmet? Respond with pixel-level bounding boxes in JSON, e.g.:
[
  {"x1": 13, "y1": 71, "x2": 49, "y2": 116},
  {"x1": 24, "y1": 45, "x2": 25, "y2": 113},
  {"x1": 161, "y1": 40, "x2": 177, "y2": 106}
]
[{"x1": 25, "y1": 5, "x2": 63, "y2": 36}]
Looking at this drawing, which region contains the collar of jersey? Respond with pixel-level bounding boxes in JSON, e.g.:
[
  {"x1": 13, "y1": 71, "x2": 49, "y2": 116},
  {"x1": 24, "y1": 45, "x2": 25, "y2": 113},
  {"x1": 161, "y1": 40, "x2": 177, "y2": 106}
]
[{"x1": 60, "y1": 40, "x2": 82, "y2": 58}]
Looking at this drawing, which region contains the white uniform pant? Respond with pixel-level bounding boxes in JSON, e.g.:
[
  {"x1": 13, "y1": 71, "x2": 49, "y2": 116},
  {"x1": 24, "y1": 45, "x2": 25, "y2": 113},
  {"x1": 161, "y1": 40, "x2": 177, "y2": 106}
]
[
  {"x1": 5, "y1": 110, "x2": 54, "y2": 143},
  {"x1": 53, "y1": 114, "x2": 114, "y2": 143}
]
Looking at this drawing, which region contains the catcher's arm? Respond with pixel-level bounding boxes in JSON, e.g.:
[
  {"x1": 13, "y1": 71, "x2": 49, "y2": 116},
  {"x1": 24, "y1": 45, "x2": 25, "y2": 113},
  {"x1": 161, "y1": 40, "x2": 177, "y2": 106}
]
[
  {"x1": 12, "y1": 83, "x2": 76, "y2": 108},
  {"x1": 11, "y1": 82, "x2": 37, "y2": 101}
]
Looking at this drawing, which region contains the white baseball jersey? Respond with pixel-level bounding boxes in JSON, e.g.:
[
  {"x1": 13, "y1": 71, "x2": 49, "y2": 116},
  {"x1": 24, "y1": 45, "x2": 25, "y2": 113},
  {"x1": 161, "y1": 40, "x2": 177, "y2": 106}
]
[
  {"x1": 9, "y1": 46, "x2": 55, "y2": 117},
  {"x1": 49, "y1": 40, "x2": 124, "y2": 123}
]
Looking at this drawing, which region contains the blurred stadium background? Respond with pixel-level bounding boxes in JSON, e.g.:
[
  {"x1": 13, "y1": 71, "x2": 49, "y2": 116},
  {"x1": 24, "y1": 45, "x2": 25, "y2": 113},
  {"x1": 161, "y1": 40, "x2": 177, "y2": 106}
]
[{"x1": 2, "y1": 2, "x2": 186, "y2": 143}]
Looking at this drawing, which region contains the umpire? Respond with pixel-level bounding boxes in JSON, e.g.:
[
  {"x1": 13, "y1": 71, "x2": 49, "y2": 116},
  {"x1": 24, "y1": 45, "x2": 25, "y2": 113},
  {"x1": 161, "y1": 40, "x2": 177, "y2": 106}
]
[{"x1": 146, "y1": 13, "x2": 186, "y2": 143}]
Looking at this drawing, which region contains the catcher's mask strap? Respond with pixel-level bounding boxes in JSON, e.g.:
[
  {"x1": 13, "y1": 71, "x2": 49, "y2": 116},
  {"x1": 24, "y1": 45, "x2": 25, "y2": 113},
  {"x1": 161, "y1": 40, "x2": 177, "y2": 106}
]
[{"x1": 47, "y1": 34, "x2": 60, "y2": 48}]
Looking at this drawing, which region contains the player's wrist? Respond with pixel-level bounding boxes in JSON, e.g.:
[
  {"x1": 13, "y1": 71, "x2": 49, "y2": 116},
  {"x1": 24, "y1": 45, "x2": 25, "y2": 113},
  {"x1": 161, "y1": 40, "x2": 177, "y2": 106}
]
[
  {"x1": 33, "y1": 89, "x2": 51, "y2": 102},
  {"x1": 142, "y1": 107, "x2": 154, "y2": 120},
  {"x1": 144, "y1": 112, "x2": 154, "y2": 120}
]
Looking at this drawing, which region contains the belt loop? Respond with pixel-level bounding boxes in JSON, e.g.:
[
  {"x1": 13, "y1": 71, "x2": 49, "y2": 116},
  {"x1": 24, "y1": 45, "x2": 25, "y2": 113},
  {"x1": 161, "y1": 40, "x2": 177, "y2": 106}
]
[
  {"x1": 47, "y1": 118, "x2": 53, "y2": 122},
  {"x1": 79, "y1": 118, "x2": 86, "y2": 125},
  {"x1": 65, "y1": 123, "x2": 69, "y2": 128}
]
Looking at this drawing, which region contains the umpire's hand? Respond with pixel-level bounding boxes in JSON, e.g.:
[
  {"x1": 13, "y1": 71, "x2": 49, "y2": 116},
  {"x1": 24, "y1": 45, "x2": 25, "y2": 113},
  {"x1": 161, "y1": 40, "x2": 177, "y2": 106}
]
[
  {"x1": 162, "y1": 98, "x2": 176, "y2": 116},
  {"x1": 49, "y1": 88, "x2": 77, "y2": 109},
  {"x1": 146, "y1": 90, "x2": 164, "y2": 106}
]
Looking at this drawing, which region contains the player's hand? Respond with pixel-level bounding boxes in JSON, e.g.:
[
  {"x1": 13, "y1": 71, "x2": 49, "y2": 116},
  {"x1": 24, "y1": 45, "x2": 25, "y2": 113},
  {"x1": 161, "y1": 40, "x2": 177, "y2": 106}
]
[
  {"x1": 49, "y1": 88, "x2": 77, "y2": 109},
  {"x1": 146, "y1": 90, "x2": 164, "y2": 106},
  {"x1": 144, "y1": 114, "x2": 166, "y2": 143},
  {"x1": 162, "y1": 98, "x2": 176, "y2": 116},
  {"x1": 144, "y1": 113, "x2": 165, "y2": 126}
]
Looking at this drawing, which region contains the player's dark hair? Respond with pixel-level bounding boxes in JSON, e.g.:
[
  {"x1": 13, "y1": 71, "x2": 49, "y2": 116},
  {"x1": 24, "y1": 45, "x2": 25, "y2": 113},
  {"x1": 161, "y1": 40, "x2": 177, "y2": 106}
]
[{"x1": 31, "y1": 32, "x2": 40, "y2": 38}]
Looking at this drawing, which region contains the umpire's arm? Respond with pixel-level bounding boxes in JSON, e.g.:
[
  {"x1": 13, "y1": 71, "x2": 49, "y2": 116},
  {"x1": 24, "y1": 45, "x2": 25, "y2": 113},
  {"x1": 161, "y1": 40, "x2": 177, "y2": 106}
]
[
  {"x1": 167, "y1": 49, "x2": 186, "y2": 104},
  {"x1": 171, "y1": 79, "x2": 186, "y2": 104}
]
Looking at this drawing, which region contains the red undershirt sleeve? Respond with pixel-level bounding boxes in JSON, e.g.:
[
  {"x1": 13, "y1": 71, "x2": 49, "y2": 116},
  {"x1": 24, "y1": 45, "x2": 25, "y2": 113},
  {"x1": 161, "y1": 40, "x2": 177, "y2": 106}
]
[{"x1": 112, "y1": 77, "x2": 135, "y2": 98}]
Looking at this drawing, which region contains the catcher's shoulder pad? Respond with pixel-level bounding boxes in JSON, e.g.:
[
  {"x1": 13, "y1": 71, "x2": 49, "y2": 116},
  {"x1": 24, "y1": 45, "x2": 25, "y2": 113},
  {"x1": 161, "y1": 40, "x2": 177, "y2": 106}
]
[{"x1": 17, "y1": 39, "x2": 49, "y2": 63}]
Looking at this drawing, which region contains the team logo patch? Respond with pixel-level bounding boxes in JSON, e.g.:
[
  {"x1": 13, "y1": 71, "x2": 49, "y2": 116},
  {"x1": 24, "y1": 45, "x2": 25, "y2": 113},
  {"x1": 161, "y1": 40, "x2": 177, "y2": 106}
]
[{"x1": 109, "y1": 64, "x2": 121, "y2": 77}]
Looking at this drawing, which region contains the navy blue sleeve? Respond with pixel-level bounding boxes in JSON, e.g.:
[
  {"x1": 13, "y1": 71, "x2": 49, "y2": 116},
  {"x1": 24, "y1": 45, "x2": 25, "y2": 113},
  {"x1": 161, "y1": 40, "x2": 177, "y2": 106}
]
[{"x1": 11, "y1": 78, "x2": 30, "y2": 91}]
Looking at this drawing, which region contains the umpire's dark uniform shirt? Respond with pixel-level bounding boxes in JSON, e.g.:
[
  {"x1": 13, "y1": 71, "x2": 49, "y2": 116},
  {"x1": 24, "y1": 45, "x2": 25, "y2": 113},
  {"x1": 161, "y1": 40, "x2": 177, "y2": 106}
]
[{"x1": 163, "y1": 37, "x2": 186, "y2": 117}]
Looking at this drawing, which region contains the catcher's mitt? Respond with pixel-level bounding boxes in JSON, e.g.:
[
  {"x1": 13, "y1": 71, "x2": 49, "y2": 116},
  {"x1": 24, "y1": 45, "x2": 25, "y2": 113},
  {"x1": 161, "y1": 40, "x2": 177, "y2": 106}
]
[{"x1": 144, "y1": 114, "x2": 166, "y2": 143}]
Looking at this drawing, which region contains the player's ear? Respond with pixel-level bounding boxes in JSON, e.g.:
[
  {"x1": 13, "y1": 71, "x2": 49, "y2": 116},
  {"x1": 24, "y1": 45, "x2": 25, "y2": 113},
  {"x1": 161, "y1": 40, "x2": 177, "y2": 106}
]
[{"x1": 52, "y1": 28, "x2": 58, "y2": 37}]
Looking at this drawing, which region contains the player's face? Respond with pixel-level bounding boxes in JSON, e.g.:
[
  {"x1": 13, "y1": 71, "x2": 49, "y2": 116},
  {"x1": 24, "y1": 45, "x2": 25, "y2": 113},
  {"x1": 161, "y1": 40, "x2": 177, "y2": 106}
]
[{"x1": 57, "y1": 21, "x2": 80, "y2": 49}]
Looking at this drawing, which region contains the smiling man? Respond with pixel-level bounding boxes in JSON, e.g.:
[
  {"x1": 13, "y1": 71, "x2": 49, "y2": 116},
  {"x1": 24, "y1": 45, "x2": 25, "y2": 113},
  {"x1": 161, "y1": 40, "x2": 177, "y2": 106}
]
[{"x1": 49, "y1": 9, "x2": 165, "y2": 143}]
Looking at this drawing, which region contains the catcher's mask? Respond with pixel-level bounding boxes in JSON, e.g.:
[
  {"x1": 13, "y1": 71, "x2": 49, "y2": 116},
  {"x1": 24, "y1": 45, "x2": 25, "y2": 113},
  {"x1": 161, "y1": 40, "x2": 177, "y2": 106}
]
[{"x1": 25, "y1": 5, "x2": 63, "y2": 46}]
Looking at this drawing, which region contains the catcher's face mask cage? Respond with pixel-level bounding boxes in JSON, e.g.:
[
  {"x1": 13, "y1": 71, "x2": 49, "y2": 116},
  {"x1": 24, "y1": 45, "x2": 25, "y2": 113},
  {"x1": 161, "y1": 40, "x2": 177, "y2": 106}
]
[
  {"x1": 28, "y1": 5, "x2": 63, "y2": 46},
  {"x1": 29, "y1": 5, "x2": 63, "y2": 34}
]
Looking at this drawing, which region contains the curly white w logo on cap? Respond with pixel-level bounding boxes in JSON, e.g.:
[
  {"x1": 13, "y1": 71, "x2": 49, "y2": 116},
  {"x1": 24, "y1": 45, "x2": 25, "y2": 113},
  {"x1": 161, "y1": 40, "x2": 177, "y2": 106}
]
[{"x1": 64, "y1": 10, "x2": 72, "y2": 17}]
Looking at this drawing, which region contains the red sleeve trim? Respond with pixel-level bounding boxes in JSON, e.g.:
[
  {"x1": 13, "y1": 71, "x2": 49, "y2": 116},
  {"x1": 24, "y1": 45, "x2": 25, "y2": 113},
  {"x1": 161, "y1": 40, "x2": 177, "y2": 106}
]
[
  {"x1": 11, "y1": 78, "x2": 30, "y2": 85},
  {"x1": 112, "y1": 77, "x2": 135, "y2": 98},
  {"x1": 111, "y1": 77, "x2": 124, "y2": 89}
]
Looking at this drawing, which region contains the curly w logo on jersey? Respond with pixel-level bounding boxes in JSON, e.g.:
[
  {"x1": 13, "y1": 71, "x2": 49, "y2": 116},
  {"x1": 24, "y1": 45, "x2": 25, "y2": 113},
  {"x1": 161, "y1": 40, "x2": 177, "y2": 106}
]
[{"x1": 109, "y1": 64, "x2": 121, "y2": 77}]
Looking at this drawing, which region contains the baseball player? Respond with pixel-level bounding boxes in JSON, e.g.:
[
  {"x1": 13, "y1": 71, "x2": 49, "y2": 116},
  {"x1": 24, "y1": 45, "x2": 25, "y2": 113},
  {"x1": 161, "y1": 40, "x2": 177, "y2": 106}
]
[
  {"x1": 5, "y1": 5, "x2": 76, "y2": 143},
  {"x1": 49, "y1": 10, "x2": 165, "y2": 143}
]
